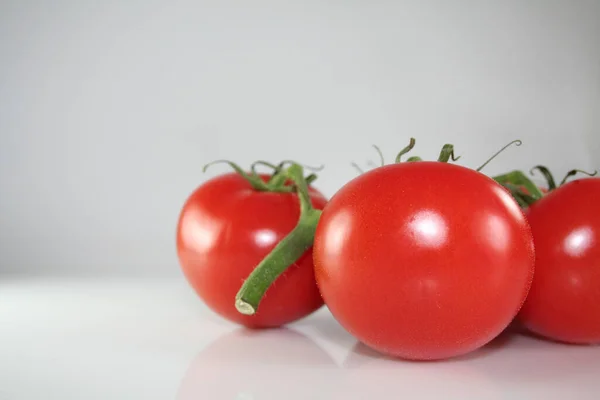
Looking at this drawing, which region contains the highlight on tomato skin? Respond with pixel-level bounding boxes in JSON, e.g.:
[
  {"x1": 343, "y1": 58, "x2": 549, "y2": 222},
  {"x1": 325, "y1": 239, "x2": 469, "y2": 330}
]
[
  {"x1": 313, "y1": 161, "x2": 536, "y2": 361},
  {"x1": 516, "y1": 177, "x2": 600, "y2": 344},
  {"x1": 176, "y1": 170, "x2": 328, "y2": 328}
]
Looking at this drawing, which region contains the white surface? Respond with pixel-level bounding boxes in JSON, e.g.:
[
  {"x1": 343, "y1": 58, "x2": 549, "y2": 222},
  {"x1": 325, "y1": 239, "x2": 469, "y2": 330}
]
[
  {"x1": 2, "y1": 0, "x2": 600, "y2": 275},
  {"x1": 1, "y1": 278, "x2": 599, "y2": 399}
]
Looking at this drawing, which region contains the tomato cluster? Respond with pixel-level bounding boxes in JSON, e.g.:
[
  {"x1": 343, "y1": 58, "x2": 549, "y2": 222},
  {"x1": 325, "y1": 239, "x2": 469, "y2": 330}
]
[{"x1": 176, "y1": 141, "x2": 599, "y2": 361}]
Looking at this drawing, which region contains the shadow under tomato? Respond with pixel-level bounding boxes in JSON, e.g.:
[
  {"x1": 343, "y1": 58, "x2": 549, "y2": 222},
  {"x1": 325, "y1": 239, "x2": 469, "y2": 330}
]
[
  {"x1": 176, "y1": 327, "x2": 338, "y2": 400},
  {"x1": 517, "y1": 327, "x2": 600, "y2": 347},
  {"x1": 299, "y1": 308, "x2": 360, "y2": 348},
  {"x1": 342, "y1": 329, "x2": 518, "y2": 368},
  {"x1": 330, "y1": 336, "x2": 511, "y2": 400},
  {"x1": 469, "y1": 333, "x2": 600, "y2": 384}
]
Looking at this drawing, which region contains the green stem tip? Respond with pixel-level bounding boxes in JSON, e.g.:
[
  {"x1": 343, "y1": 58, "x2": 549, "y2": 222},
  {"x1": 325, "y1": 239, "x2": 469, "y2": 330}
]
[
  {"x1": 395, "y1": 138, "x2": 416, "y2": 163},
  {"x1": 529, "y1": 165, "x2": 556, "y2": 190},
  {"x1": 437, "y1": 144, "x2": 461, "y2": 163},
  {"x1": 559, "y1": 168, "x2": 598, "y2": 186},
  {"x1": 476, "y1": 139, "x2": 522, "y2": 172}
]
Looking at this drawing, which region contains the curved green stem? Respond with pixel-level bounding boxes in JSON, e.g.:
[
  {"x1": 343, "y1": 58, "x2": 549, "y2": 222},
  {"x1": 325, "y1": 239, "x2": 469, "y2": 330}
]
[
  {"x1": 503, "y1": 182, "x2": 537, "y2": 207},
  {"x1": 250, "y1": 161, "x2": 279, "y2": 176},
  {"x1": 305, "y1": 173, "x2": 318, "y2": 186},
  {"x1": 437, "y1": 144, "x2": 461, "y2": 163},
  {"x1": 559, "y1": 169, "x2": 598, "y2": 186},
  {"x1": 267, "y1": 170, "x2": 289, "y2": 189},
  {"x1": 492, "y1": 170, "x2": 544, "y2": 200},
  {"x1": 529, "y1": 165, "x2": 556, "y2": 190},
  {"x1": 395, "y1": 138, "x2": 416, "y2": 163},
  {"x1": 406, "y1": 156, "x2": 422, "y2": 162},
  {"x1": 351, "y1": 162, "x2": 365, "y2": 174},
  {"x1": 475, "y1": 139, "x2": 522, "y2": 172},
  {"x1": 203, "y1": 160, "x2": 271, "y2": 191},
  {"x1": 235, "y1": 164, "x2": 322, "y2": 315},
  {"x1": 267, "y1": 160, "x2": 323, "y2": 190},
  {"x1": 372, "y1": 145, "x2": 385, "y2": 166}
]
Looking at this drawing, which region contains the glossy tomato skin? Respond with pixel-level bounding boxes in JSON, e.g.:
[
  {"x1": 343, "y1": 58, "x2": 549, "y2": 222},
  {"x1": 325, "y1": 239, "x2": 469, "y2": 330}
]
[
  {"x1": 313, "y1": 162, "x2": 535, "y2": 360},
  {"x1": 177, "y1": 173, "x2": 327, "y2": 328},
  {"x1": 518, "y1": 178, "x2": 600, "y2": 344}
]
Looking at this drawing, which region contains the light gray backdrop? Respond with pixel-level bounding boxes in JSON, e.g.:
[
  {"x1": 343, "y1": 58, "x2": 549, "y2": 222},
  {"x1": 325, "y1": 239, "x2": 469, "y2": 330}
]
[{"x1": 1, "y1": 0, "x2": 599, "y2": 276}]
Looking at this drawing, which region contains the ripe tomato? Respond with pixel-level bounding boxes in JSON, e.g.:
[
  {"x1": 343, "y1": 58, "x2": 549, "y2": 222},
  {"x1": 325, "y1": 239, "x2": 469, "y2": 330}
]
[
  {"x1": 313, "y1": 161, "x2": 535, "y2": 360},
  {"x1": 518, "y1": 178, "x2": 600, "y2": 344},
  {"x1": 176, "y1": 172, "x2": 327, "y2": 328}
]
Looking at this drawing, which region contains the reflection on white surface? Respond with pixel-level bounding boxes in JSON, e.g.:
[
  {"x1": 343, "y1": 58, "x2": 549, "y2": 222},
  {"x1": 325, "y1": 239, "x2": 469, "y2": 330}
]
[
  {"x1": 408, "y1": 210, "x2": 448, "y2": 248},
  {"x1": 563, "y1": 226, "x2": 594, "y2": 257},
  {"x1": 176, "y1": 328, "x2": 336, "y2": 400},
  {"x1": 1, "y1": 279, "x2": 600, "y2": 400}
]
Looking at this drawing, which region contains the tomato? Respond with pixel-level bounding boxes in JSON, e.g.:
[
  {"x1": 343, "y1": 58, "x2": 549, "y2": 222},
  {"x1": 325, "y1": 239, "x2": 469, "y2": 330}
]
[
  {"x1": 176, "y1": 172, "x2": 327, "y2": 328},
  {"x1": 313, "y1": 161, "x2": 535, "y2": 360},
  {"x1": 518, "y1": 177, "x2": 600, "y2": 344}
]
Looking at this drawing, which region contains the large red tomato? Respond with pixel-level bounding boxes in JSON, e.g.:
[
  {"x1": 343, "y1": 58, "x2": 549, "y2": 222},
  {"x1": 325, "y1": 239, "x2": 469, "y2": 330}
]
[
  {"x1": 177, "y1": 172, "x2": 327, "y2": 328},
  {"x1": 518, "y1": 177, "x2": 600, "y2": 344},
  {"x1": 313, "y1": 161, "x2": 535, "y2": 360}
]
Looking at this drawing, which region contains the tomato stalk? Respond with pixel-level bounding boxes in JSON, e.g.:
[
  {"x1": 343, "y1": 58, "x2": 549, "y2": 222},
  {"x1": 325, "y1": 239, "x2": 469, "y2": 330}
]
[
  {"x1": 235, "y1": 163, "x2": 322, "y2": 315},
  {"x1": 356, "y1": 137, "x2": 524, "y2": 174},
  {"x1": 203, "y1": 159, "x2": 321, "y2": 193},
  {"x1": 492, "y1": 166, "x2": 597, "y2": 208}
]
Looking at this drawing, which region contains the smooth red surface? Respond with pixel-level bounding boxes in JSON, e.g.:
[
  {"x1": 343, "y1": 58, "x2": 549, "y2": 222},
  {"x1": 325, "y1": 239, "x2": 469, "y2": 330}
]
[
  {"x1": 313, "y1": 162, "x2": 535, "y2": 360},
  {"x1": 176, "y1": 173, "x2": 327, "y2": 328},
  {"x1": 519, "y1": 178, "x2": 600, "y2": 344}
]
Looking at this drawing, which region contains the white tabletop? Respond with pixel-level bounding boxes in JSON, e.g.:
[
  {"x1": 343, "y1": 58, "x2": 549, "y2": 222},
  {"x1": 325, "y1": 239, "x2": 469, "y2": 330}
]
[{"x1": 1, "y1": 277, "x2": 599, "y2": 400}]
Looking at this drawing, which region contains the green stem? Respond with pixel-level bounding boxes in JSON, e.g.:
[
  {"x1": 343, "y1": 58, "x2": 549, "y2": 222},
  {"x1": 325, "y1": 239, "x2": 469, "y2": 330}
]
[
  {"x1": 351, "y1": 162, "x2": 365, "y2": 174},
  {"x1": 395, "y1": 138, "x2": 416, "y2": 163},
  {"x1": 268, "y1": 169, "x2": 289, "y2": 189},
  {"x1": 305, "y1": 174, "x2": 318, "y2": 186},
  {"x1": 235, "y1": 164, "x2": 322, "y2": 315},
  {"x1": 475, "y1": 139, "x2": 522, "y2": 172},
  {"x1": 530, "y1": 165, "x2": 556, "y2": 190},
  {"x1": 503, "y1": 182, "x2": 537, "y2": 207},
  {"x1": 437, "y1": 144, "x2": 461, "y2": 163},
  {"x1": 204, "y1": 160, "x2": 272, "y2": 191},
  {"x1": 559, "y1": 169, "x2": 598, "y2": 186},
  {"x1": 372, "y1": 145, "x2": 385, "y2": 166},
  {"x1": 492, "y1": 170, "x2": 544, "y2": 200}
]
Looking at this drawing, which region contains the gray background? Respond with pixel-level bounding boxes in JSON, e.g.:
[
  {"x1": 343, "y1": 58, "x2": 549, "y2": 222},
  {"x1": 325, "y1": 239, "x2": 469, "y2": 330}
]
[{"x1": 1, "y1": 0, "x2": 599, "y2": 276}]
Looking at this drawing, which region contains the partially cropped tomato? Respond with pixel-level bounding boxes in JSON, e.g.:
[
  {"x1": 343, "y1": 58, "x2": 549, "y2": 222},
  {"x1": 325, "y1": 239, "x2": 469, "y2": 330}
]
[
  {"x1": 176, "y1": 172, "x2": 327, "y2": 328},
  {"x1": 518, "y1": 178, "x2": 600, "y2": 344},
  {"x1": 313, "y1": 161, "x2": 535, "y2": 360}
]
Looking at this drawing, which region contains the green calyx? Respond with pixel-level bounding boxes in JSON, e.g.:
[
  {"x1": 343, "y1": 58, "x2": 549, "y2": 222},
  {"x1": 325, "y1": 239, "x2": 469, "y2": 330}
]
[
  {"x1": 351, "y1": 137, "x2": 524, "y2": 173},
  {"x1": 492, "y1": 165, "x2": 598, "y2": 208},
  {"x1": 235, "y1": 163, "x2": 322, "y2": 315},
  {"x1": 203, "y1": 159, "x2": 323, "y2": 192},
  {"x1": 351, "y1": 137, "x2": 460, "y2": 173}
]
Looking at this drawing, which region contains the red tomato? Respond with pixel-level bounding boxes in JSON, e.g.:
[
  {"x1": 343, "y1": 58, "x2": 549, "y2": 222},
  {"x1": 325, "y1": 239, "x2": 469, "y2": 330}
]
[
  {"x1": 313, "y1": 162, "x2": 535, "y2": 360},
  {"x1": 177, "y1": 172, "x2": 327, "y2": 328},
  {"x1": 518, "y1": 178, "x2": 600, "y2": 344}
]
